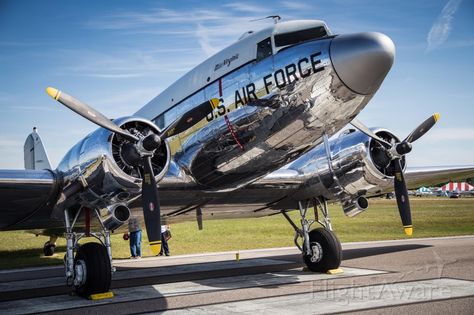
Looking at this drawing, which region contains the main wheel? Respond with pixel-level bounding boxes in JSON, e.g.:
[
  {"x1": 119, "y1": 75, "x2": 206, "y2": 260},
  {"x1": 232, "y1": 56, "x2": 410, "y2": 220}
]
[
  {"x1": 303, "y1": 227, "x2": 342, "y2": 272},
  {"x1": 43, "y1": 241, "x2": 55, "y2": 256},
  {"x1": 74, "y1": 242, "x2": 111, "y2": 297}
]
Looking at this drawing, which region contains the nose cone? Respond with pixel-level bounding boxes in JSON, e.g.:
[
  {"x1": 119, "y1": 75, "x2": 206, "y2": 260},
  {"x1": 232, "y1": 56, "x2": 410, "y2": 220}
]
[{"x1": 330, "y1": 32, "x2": 395, "y2": 95}]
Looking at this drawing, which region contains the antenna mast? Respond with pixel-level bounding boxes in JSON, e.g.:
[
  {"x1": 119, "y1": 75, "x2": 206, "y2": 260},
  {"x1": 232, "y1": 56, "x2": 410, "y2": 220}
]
[{"x1": 250, "y1": 15, "x2": 281, "y2": 24}]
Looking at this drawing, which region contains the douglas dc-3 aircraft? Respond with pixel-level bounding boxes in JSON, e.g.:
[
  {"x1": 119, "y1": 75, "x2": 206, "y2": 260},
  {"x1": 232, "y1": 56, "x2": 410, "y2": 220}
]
[{"x1": 1, "y1": 19, "x2": 474, "y2": 297}]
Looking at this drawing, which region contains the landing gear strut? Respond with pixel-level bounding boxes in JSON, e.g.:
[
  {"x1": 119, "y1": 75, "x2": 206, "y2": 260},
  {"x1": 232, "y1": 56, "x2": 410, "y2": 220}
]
[
  {"x1": 63, "y1": 207, "x2": 113, "y2": 297},
  {"x1": 282, "y1": 198, "x2": 341, "y2": 272}
]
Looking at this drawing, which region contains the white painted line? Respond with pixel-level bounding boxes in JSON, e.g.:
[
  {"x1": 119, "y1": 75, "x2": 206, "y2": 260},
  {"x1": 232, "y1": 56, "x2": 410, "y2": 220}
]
[
  {"x1": 0, "y1": 258, "x2": 294, "y2": 292},
  {"x1": 163, "y1": 278, "x2": 474, "y2": 314},
  {"x1": 341, "y1": 235, "x2": 474, "y2": 247},
  {"x1": 0, "y1": 265, "x2": 63, "y2": 275},
  {"x1": 0, "y1": 267, "x2": 385, "y2": 314}
]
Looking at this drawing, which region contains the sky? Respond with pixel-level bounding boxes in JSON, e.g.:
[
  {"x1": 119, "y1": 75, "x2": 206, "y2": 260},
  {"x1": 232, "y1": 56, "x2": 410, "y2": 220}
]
[{"x1": 0, "y1": 0, "x2": 473, "y2": 169}]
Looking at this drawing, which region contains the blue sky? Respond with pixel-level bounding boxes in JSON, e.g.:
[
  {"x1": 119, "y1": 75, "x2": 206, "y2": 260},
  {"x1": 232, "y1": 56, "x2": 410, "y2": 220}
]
[{"x1": 0, "y1": 0, "x2": 473, "y2": 169}]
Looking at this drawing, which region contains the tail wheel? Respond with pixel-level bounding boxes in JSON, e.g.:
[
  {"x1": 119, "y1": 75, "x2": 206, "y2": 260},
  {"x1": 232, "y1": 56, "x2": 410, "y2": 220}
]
[
  {"x1": 74, "y1": 242, "x2": 111, "y2": 297},
  {"x1": 43, "y1": 241, "x2": 55, "y2": 256},
  {"x1": 303, "y1": 227, "x2": 342, "y2": 272}
]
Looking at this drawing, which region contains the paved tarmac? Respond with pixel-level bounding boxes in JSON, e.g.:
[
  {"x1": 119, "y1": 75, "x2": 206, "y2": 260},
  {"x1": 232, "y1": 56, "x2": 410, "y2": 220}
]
[{"x1": 0, "y1": 235, "x2": 473, "y2": 314}]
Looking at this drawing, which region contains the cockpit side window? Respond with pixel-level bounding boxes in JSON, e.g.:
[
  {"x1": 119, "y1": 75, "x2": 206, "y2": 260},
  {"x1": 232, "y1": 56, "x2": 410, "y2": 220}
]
[
  {"x1": 256, "y1": 37, "x2": 272, "y2": 62},
  {"x1": 274, "y1": 26, "x2": 327, "y2": 47}
]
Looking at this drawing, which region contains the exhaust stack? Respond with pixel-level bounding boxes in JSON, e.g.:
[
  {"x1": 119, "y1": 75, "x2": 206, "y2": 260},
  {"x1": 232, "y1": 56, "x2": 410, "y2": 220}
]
[
  {"x1": 103, "y1": 204, "x2": 131, "y2": 231},
  {"x1": 342, "y1": 196, "x2": 369, "y2": 217}
]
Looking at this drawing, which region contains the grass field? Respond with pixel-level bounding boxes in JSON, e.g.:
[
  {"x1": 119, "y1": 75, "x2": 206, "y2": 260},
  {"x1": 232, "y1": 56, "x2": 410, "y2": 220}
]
[{"x1": 0, "y1": 198, "x2": 473, "y2": 269}]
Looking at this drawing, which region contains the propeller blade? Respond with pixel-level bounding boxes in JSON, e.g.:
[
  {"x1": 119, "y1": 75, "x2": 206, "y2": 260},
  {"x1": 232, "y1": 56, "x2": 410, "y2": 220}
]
[
  {"x1": 141, "y1": 156, "x2": 162, "y2": 255},
  {"x1": 350, "y1": 118, "x2": 392, "y2": 148},
  {"x1": 404, "y1": 113, "x2": 440, "y2": 143},
  {"x1": 46, "y1": 87, "x2": 138, "y2": 142},
  {"x1": 393, "y1": 158, "x2": 412, "y2": 236},
  {"x1": 161, "y1": 98, "x2": 220, "y2": 139}
]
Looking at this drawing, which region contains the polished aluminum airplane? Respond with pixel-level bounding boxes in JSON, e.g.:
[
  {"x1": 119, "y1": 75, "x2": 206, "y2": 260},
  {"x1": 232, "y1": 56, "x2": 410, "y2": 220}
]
[{"x1": 1, "y1": 19, "x2": 473, "y2": 297}]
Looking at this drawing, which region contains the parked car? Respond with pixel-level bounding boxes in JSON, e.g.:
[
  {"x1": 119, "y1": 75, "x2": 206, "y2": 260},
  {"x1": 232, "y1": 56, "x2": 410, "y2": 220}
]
[{"x1": 449, "y1": 191, "x2": 461, "y2": 198}]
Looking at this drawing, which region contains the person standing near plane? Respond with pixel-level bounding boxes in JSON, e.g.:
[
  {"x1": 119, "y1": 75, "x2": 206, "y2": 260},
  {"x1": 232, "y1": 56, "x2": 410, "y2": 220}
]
[
  {"x1": 158, "y1": 224, "x2": 171, "y2": 256},
  {"x1": 128, "y1": 216, "x2": 142, "y2": 259}
]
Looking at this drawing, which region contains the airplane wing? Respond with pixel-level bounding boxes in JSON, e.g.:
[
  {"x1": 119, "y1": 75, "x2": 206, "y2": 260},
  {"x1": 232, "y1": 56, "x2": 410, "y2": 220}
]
[
  {"x1": 251, "y1": 165, "x2": 474, "y2": 202},
  {"x1": 0, "y1": 169, "x2": 60, "y2": 231},
  {"x1": 404, "y1": 166, "x2": 474, "y2": 190}
]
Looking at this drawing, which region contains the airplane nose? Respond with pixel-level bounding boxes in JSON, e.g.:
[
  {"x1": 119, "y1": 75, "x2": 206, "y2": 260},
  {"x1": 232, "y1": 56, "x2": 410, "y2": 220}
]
[{"x1": 330, "y1": 32, "x2": 395, "y2": 95}]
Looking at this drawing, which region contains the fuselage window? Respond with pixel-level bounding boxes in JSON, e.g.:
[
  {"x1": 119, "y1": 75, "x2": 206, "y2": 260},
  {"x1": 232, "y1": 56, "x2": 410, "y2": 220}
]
[
  {"x1": 274, "y1": 26, "x2": 327, "y2": 47},
  {"x1": 256, "y1": 37, "x2": 272, "y2": 62}
]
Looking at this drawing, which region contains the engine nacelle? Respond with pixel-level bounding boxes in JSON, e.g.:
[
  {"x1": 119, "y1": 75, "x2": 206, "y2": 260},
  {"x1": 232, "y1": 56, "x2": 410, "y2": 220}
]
[
  {"x1": 293, "y1": 127, "x2": 404, "y2": 216},
  {"x1": 56, "y1": 117, "x2": 170, "y2": 209}
]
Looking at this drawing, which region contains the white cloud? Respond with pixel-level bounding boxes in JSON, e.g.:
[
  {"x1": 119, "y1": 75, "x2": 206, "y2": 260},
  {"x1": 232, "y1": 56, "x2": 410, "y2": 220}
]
[
  {"x1": 422, "y1": 127, "x2": 474, "y2": 142},
  {"x1": 427, "y1": 0, "x2": 463, "y2": 51},
  {"x1": 223, "y1": 3, "x2": 267, "y2": 12},
  {"x1": 279, "y1": 1, "x2": 311, "y2": 10},
  {"x1": 0, "y1": 136, "x2": 23, "y2": 148},
  {"x1": 55, "y1": 48, "x2": 200, "y2": 79},
  {"x1": 196, "y1": 23, "x2": 220, "y2": 57},
  {"x1": 83, "y1": 6, "x2": 272, "y2": 58}
]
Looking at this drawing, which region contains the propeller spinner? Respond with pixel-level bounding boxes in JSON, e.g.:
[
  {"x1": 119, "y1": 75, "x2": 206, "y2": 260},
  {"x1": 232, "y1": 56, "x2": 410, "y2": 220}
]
[{"x1": 46, "y1": 87, "x2": 218, "y2": 254}]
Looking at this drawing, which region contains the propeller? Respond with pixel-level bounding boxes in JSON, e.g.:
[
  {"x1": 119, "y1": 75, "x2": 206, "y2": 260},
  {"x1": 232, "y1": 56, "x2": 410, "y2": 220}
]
[
  {"x1": 46, "y1": 87, "x2": 218, "y2": 254},
  {"x1": 351, "y1": 113, "x2": 440, "y2": 236}
]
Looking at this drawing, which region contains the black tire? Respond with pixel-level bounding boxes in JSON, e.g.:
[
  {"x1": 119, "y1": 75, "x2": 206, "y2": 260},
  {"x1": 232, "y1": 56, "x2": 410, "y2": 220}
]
[
  {"x1": 303, "y1": 227, "x2": 342, "y2": 272},
  {"x1": 74, "y1": 242, "x2": 111, "y2": 297},
  {"x1": 43, "y1": 241, "x2": 55, "y2": 256}
]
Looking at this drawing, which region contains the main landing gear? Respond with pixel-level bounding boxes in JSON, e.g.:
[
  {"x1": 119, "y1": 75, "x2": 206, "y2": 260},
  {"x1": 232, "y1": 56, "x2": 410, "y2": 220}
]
[
  {"x1": 282, "y1": 198, "x2": 342, "y2": 272},
  {"x1": 63, "y1": 207, "x2": 113, "y2": 297}
]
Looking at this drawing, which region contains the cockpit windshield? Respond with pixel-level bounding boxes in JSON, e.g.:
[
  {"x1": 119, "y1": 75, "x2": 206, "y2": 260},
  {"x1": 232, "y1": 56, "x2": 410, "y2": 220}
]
[{"x1": 274, "y1": 26, "x2": 327, "y2": 47}]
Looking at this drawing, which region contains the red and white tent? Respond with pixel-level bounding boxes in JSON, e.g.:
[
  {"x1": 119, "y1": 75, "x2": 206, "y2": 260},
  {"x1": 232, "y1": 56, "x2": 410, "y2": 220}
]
[{"x1": 440, "y1": 182, "x2": 474, "y2": 192}]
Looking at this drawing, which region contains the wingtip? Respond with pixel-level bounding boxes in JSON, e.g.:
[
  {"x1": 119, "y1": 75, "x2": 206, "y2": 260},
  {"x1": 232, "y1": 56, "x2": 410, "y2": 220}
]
[{"x1": 46, "y1": 87, "x2": 60, "y2": 100}]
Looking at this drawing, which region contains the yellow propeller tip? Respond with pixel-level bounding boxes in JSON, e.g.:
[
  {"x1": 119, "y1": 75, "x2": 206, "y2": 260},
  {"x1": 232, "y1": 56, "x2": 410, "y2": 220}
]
[
  {"x1": 149, "y1": 242, "x2": 162, "y2": 256},
  {"x1": 46, "y1": 87, "x2": 61, "y2": 100},
  {"x1": 433, "y1": 113, "x2": 440, "y2": 122},
  {"x1": 404, "y1": 226, "x2": 413, "y2": 236}
]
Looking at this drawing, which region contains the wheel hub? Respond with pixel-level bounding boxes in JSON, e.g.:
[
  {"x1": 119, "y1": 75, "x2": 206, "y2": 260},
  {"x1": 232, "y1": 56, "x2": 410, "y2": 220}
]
[
  {"x1": 74, "y1": 259, "x2": 87, "y2": 287},
  {"x1": 310, "y1": 242, "x2": 323, "y2": 263}
]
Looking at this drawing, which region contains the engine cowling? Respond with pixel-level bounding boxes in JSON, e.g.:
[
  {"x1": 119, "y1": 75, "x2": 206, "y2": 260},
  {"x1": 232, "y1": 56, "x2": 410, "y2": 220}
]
[
  {"x1": 293, "y1": 127, "x2": 404, "y2": 216},
  {"x1": 56, "y1": 116, "x2": 170, "y2": 208}
]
